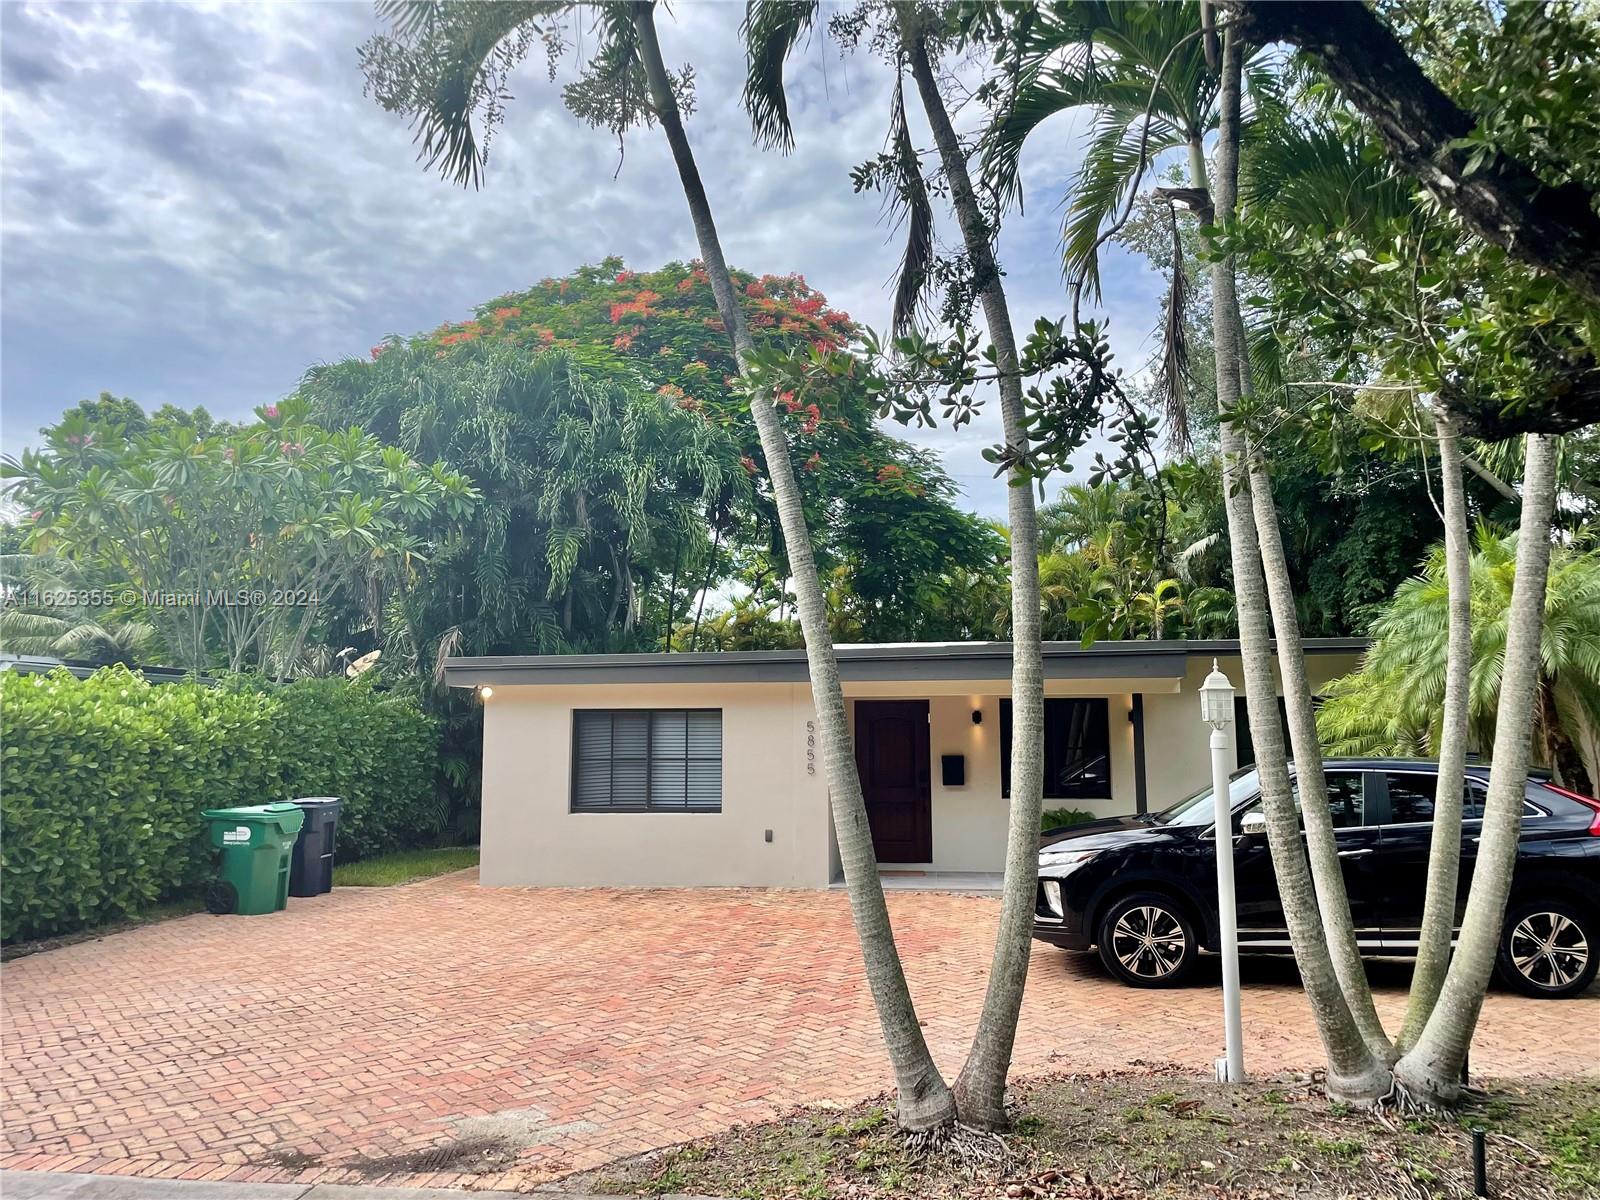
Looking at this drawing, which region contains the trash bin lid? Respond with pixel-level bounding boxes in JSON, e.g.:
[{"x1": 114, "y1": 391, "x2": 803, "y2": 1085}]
[
  {"x1": 202, "y1": 802, "x2": 304, "y2": 835},
  {"x1": 203, "y1": 802, "x2": 301, "y2": 818},
  {"x1": 290, "y1": 796, "x2": 341, "y2": 808}
]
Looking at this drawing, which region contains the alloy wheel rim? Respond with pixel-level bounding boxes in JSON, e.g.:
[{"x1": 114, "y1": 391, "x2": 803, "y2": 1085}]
[
  {"x1": 1509, "y1": 912, "x2": 1589, "y2": 989},
  {"x1": 1111, "y1": 905, "x2": 1187, "y2": 979}
]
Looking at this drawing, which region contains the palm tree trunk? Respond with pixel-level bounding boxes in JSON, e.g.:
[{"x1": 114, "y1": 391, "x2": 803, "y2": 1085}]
[
  {"x1": 633, "y1": 1, "x2": 955, "y2": 1130},
  {"x1": 1205, "y1": 28, "x2": 1390, "y2": 1103},
  {"x1": 1394, "y1": 434, "x2": 1561, "y2": 1105},
  {"x1": 906, "y1": 22, "x2": 1044, "y2": 1132},
  {"x1": 1244, "y1": 452, "x2": 1394, "y2": 1064},
  {"x1": 1396, "y1": 408, "x2": 1474, "y2": 1054},
  {"x1": 1230, "y1": 352, "x2": 1393, "y2": 1064}
]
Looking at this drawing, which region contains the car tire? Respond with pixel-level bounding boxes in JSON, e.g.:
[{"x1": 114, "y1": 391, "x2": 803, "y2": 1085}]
[
  {"x1": 1096, "y1": 891, "x2": 1199, "y2": 988},
  {"x1": 1495, "y1": 898, "x2": 1597, "y2": 999}
]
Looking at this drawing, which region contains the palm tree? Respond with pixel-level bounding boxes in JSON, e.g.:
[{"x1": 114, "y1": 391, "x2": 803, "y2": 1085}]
[
  {"x1": 359, "y1": 0, "x2": 956, "y2": 1129},
  {"x1": 741, "y1": 0, "x2": 1048, "y2": 1129},
  {"x1": 1395, "y1": 436, "x2": 1563, "y2": 1105},
  {"x1": 980, "y1": 5, "x2": 1404, "y2": 1090},
  {"x1": 0, "y1": 553, "x2": 158, "y2": 667},
  {"x1": 1201, "y1": 27, "x2": 1393, "y2": 1100},
  {"x1": 1320, "y1": 528, "x2": 1599, "y2": 795}
]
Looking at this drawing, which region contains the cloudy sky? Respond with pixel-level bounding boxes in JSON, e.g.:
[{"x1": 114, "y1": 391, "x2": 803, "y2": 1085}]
[{"x1": 0, "y1": 1, "x2": 1166, "y2": 518}]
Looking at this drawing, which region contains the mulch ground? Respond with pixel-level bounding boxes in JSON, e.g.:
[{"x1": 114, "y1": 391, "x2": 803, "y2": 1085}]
[{"x1": 583, "y1": 1065, "x2": 1600, "y2": 1200}]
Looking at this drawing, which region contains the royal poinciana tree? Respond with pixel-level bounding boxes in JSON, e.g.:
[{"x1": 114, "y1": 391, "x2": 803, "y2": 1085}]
[{"x1": 362, "y1": 256, "x2": 998, "y2": 644}]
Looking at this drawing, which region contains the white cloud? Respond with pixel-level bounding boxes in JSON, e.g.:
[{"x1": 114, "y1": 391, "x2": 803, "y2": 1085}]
[{"x1": 0, "y1": 0, "x2": 1167, "y2": 518}]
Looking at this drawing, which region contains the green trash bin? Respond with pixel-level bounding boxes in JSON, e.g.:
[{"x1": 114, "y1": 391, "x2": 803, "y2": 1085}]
[{"x1": 201, "y1": 803, "x2": 305, "y2": 916}]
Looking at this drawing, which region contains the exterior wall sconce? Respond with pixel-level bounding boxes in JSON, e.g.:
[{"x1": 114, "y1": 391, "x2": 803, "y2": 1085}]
[
  {"x1": 971, "y1": 708, "x2": 983, "y2": 725},
  {"x1": 479, "y1": 685, "x2": 494, "y2": 700}
]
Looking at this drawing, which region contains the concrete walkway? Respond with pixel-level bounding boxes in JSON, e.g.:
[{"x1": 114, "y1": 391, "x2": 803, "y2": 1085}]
[{"x1": 0, "y1": 1170, "x2": 719, "y2": 1200}]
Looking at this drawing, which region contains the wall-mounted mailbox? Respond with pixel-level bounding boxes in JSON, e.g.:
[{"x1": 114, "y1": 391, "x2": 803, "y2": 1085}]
[{"x1": 941, "y1": 754, "x2": 966, "y2": 787}]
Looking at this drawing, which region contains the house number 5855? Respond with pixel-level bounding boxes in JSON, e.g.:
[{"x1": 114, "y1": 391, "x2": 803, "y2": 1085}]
[{"x1": 805, "y1": 720, "x2": 816, "y2": 775}]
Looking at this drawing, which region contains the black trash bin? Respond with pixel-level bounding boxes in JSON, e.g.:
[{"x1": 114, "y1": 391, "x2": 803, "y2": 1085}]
[{"x1": 288, "y1": 797, "x2": 342, "y2": 897}]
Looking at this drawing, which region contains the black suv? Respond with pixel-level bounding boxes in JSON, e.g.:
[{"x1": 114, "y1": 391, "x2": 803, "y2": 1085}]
[{"x1": 1032, "y1": 759, "x2": 1600, "y2": 998}]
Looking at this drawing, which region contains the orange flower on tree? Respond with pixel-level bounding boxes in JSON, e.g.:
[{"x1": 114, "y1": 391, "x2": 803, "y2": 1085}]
[{"x1": 741, "y1": 455, "x2": 759, "y2": 476}]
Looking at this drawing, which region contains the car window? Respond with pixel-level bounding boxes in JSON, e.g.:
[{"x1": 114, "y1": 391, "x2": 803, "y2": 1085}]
[
  {"x1": 1386, "y1": 773, "x2": 1438, "y2": 823},
  {"x1": 1385, "y1": 772, "x2": 1490, "y2": 823},
  {"x1": 1292, "y1": 771, "x2": 1365, "y2": 829},
  {"x1": 1464, "y1": 781, "x2": 1487, "y2": 821},
  {"x1": 1154, "y1": 769, "x2": 1260, "y2": 827}
]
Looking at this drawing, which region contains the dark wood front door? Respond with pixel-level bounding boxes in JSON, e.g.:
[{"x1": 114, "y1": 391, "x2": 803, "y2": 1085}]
[{"x1": 854, "y1": 700, "x2": 931, "y2": 863}]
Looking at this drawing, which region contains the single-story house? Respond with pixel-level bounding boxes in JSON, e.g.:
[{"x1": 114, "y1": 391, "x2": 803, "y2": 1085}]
[{"x1": 444, "y1": 639, "x2": 1365, "y2": 889}]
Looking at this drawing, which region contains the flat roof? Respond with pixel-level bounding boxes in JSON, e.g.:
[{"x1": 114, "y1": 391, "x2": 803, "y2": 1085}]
[{"x1": 443, "y1": 638, "x2": 1367, "y2": 688}]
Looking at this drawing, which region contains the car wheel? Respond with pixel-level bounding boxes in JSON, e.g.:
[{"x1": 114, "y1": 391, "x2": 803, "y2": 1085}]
[
  {"x1": 1495, "y1": 898, "x2": 1597, "y2": 999},
  {"x1": 1096, "y1": 891, "x2": 1198, "y2": 988},
  {"x1": 204, "y1": 880, "x2": 238, "y2": 916}
]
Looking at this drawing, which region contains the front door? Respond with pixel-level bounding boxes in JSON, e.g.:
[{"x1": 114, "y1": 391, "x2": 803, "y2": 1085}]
[{"x1": 854, "y1": 700, "x2": 932, "y2": 863}]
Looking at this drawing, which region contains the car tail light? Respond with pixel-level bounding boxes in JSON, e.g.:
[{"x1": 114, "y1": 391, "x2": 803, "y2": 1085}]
[{"x1": 1543, "y1": 782, "x2": 1600, "y2": 835}]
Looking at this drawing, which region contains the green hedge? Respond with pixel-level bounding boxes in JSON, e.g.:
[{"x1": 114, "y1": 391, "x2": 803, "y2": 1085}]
[{"x1": 0, "y1": 666, "x2": 440, "y2": 942}]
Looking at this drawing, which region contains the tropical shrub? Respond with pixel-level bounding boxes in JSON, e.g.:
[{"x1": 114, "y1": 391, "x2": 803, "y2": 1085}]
[
  {"x1": 1041, "y1": 807, "x2": 1095, "y2": 831},
  {"x1": 1317, "y1": 528, "x2": 1600, "y2": 793},
  {"x1": 0, "y1": 666, "x2": 440, "y2": 942}
]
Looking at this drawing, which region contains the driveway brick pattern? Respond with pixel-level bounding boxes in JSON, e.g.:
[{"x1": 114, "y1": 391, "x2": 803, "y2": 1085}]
[{"x1": 3, "y1": 870, "x2": 1593, "y2": 1189}]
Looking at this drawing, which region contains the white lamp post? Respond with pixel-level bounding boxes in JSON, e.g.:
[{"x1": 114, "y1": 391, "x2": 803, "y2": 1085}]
[{"x1": 1200, "y1": 659, "x2": 1245, "y2": 1084}]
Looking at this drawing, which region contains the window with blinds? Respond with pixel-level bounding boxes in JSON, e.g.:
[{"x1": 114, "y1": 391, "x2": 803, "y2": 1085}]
[{"x1": 571, "y1": 709, "x2": 723, "y2": 812}]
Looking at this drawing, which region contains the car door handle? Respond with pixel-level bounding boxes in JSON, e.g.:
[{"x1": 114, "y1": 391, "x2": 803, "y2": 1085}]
[{"x1": 1337, "y1": 848, "x2": 1373, "y2": 858}]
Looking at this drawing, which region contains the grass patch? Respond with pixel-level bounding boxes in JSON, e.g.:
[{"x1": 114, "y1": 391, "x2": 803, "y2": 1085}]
[
  {"x1": 583, "y1": 1072, "x2": 1600, "y2": 1200},
  {"x1": 333, "y1": 846, "x2": 479, "y2": 887}
]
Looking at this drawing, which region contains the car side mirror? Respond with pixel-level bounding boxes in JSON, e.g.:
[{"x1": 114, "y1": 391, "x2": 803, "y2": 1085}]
[{"x1": 1240, "y1": 811, "x2": 1268, "y2": 838}]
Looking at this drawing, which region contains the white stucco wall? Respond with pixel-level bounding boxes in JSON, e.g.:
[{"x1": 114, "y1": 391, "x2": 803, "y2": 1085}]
[
  {"x1": 473, "y1": 650, "x2": 1364, "y2": 885},
  {"x1": 1138, "y1": 652, "x2": 1363, "y2": 812},
  {"x1": 479, "y1": 680, "x2": 832, "y2": 888}
]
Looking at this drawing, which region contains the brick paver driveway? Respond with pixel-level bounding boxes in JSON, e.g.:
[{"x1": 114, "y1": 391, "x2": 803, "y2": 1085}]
[{"x1": 3, "y1": 870, "x2": 1594, "y2": 1189}]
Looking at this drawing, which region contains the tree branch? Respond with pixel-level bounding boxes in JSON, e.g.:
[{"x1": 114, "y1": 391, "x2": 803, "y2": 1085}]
[{"x1": 1228, "y1": 1, "x2": 1600, "y2": 306}]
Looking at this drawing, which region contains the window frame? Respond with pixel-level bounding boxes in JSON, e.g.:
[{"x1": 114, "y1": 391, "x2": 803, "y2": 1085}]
[
  {"x1": 569, "y1": 708, "x2": 723, "y2": 814},
  {"x1": 999, "y1": 696, "x2": 1113, "y2": 801}
]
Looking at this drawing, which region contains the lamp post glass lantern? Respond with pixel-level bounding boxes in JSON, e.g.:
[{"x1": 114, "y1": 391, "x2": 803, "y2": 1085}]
[{"x1": 1201, "y1": 659, "x2": 1246, "y2": 1083}]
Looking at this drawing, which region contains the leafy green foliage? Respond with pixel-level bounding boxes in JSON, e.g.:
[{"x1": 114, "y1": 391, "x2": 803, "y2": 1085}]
[
  {"x1": 1225, "y1": 14, "x2": 1600, "y2": 441},
  {"x1": 2, "y1": 398, "x2": 477, "y2": 674},
  {"x1": 1317, "y1": 528, "x2": 1600, "y2": 789},
  {"x1": 1041, "y1": 807, "x2": 1094, "y2": 831},
  {"x1": 312, "y1": 257, "x2": 999, "y2": 645},
  {"x1": 0, "y1": 666, "x2": 440, "y2": 942}
]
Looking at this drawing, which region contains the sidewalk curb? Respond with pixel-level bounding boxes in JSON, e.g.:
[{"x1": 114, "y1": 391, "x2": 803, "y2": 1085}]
[{"x1": 0, "y1": 1171, "x2": 727, "y2": 1200}]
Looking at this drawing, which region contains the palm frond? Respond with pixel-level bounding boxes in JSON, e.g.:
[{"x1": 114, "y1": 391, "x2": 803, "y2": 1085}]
[
  {"x1": 741, "y1": 0, "x2": 817, "y2": 151},
  {"x1": 1153, "y1": 197, "x2": 1191, "y2": 451},
  {"x1": 888, "y1": 73, "x2": 934, "y2": 337},
  {"x1": 361, "y1": 1, "x2": 568, "y2": 188}
]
